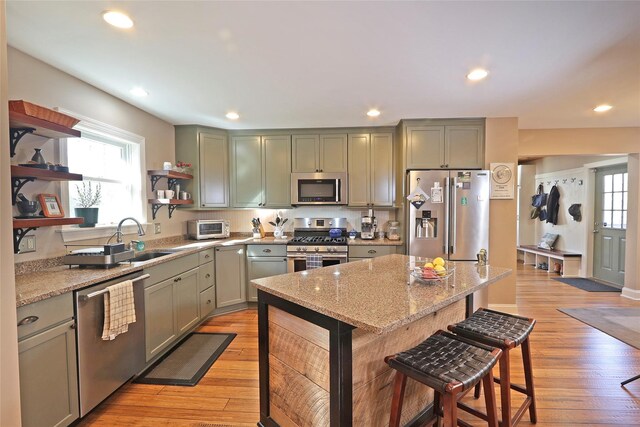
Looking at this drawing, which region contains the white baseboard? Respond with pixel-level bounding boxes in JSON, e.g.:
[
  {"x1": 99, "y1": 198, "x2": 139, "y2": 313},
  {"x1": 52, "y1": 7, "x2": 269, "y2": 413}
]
[
  {"x1": 487, "y1": 303, "x2": 519, "y2": 315},
  {"x1": 621, "y1": 287, "x2": 640, "y2": 301}
]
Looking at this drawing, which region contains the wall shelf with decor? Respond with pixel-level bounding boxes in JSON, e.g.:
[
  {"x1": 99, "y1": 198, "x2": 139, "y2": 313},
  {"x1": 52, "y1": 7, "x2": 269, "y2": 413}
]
[
  {"x1": 10, "y1": 165, "x2": 83, "y2": 205},
  {"x1": 147, "y1": 170, "x2": 193, "y2": 192},
  {"x1": 148, "y1": 199, "x2": 194, "y2": 220},
  {"x1": 12, "y1": 217, "x2": 84, "y2": 254},
  {"x1": 9, "y1": 110, "x2": 81, "y2": 158}
]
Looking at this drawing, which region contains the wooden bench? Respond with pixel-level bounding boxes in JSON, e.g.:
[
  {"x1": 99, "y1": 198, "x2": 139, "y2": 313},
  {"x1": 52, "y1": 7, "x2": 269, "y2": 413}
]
[{"x1": 517, "y1": 245, "x2": 582, "y2": 278}]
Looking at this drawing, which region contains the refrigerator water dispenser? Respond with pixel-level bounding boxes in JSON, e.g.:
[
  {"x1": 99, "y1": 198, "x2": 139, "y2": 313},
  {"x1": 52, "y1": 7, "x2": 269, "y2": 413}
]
[{"x1": 415, "y1": 211, "x2": 437, "y2": 239}]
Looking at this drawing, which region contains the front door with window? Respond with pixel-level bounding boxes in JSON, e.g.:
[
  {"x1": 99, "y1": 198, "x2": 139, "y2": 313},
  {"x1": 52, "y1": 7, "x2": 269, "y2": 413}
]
[{"x1": 593, "y1": 165, "x2": 627, "y2": 286}]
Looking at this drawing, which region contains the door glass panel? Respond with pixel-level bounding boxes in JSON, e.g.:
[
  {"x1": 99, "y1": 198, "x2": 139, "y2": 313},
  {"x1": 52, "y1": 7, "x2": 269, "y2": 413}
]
[
  {"x1": 612, "y1": 211, "x2": 622, "y2": 228},
  {"x1": 613, "y1": 174, "x2": 623, "y2": 191},
  {"x1": 604, "y1": 175, "x2": 613, "y2": 192},
  {"x1": 613, "y1": 192, "x2": 623, "y2": 210},
  {"x1": 623, "y1": 211, "x2": 627, "y2": 228},
  {"x1": 623, "y1": 194, "x2": 627, "y2": 210},
  {"x1": 603, "y1": 211, "x2": 612, "y2": 228},
  {"x1": 604, "y1": 193, "x2": 612, "y2": 210},
  {"x1": 601, "y1": 172, "x2": 627, "y2": 230}
]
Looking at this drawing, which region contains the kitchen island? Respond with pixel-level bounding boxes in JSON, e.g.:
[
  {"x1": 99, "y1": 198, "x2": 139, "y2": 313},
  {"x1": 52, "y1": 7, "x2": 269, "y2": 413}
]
[{"x1": 252, "y1": 254, "x2": 511, "y2": 427}]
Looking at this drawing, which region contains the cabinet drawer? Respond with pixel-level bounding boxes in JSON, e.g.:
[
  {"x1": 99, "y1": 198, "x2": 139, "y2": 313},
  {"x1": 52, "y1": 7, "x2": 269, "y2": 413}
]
[
  {"x1": 198, "y1": 249, "x2": 214, "y2": 265},
  {"x1": 17, "y1": 293, "x2": 74, "y2": 341},
  {"x1": 144, "y1": 253, "x2": 199, "y2": 287},
  {"x1": 348, "y1": 245, "x2": 396, "y2": 259},
  {"x1": 200, "y1": 286, "x2": 216, "y2": 319},
  {"x1": 246, "y1": 245, "x2": 286, "y2": 257},
  {"x1": 198, "y1": 262, "x2": 215, "y2": 293}
]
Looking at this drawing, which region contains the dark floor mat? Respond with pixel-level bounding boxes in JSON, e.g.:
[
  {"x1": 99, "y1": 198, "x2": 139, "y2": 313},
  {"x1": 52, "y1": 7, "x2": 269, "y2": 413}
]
[
  {"x1": 552, "y1": 277, "x2": 621, "y2": 292},
  {"x1": 134, "y1": 332, "x2": 235, "y2": 386}
]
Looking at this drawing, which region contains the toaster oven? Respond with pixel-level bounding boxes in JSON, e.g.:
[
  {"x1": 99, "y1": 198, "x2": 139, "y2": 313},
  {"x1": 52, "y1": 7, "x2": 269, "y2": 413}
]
[{"x1": 187, "y1": 220, "x2": 230, "y2": 240}]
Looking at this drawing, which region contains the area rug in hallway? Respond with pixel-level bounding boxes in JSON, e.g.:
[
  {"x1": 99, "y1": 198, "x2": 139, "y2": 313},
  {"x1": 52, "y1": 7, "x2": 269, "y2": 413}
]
[
  {"x1": 135, "y1": 332, "x2": 236, "y2": 386},
  {"x1": 553, "y1": 277, "x2": 621, "y2": 292},
  {"x1": 558, "y1": 307, "x2": 640, "y2": 350}
]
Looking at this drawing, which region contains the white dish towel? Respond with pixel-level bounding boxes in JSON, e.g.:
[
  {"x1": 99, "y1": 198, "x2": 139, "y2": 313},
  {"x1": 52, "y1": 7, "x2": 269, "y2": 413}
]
[{"x1": 101, "y1": 280, "x2": 136, "y2": 341}]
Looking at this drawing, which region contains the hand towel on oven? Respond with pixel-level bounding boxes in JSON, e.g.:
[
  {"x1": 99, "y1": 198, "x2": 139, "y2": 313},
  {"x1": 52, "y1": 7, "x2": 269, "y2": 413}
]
[
  {"x1": 101, "y1": 280, "x2": 136, "y2": 340},
  {"x1": 306, "y1": 253, "x2": 323, "y2": 269}
]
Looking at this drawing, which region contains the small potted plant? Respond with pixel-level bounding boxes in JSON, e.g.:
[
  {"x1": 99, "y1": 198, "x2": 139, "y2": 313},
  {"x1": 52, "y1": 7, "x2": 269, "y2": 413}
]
[{"x1": 75, "y1": 181, "x2": 102, "y2": 228}]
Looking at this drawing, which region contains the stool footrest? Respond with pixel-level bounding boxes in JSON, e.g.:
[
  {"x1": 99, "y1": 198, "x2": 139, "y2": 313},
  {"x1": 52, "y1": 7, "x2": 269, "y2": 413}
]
[{"x1": 494, "y1": 376, "x2": 528, "y2": 395}]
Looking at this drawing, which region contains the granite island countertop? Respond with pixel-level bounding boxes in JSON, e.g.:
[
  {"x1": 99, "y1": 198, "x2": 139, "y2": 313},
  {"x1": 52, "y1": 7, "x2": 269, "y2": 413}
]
[{"x1": 252, "y1": 254, "x2": 511, "y2": 334}]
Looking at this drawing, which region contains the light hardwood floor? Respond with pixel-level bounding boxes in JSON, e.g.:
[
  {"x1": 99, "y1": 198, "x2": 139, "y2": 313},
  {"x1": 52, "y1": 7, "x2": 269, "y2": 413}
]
[{"x1": 80, "y1": 263, "x2": 640, "y2": 426}]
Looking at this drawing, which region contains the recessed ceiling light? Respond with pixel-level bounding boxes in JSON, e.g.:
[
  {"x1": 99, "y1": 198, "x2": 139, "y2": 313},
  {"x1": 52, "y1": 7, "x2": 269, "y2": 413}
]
[
  {"x1": 130, "y1": 87, "x2": 148, "y2": 97},
  {"x1": 367, "y1": 109, "x2": 381, "y2": 117},
  {"x1": 102, "y1": 11, "x2": 134, "y2": 29},
  {"x1": 467, "y1": 69, "x2": 489, "y2": 81},
  {"x1": 593, "y1": 104, "x2": 613, "y2": 112},
  {"x1": 226, "y1": 112, "x2": 240, "y2": 120}
]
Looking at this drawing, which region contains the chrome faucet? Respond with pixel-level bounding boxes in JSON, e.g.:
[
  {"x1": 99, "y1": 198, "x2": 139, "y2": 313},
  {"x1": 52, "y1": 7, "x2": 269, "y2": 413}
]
[{"x1": 115, "y1": 217, "x2": 146, "y2": 244}]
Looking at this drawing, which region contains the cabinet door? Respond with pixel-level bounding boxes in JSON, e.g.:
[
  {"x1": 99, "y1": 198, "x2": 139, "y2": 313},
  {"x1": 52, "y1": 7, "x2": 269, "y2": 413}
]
[
  {"x1": 292, "y1": 135, "x2": 319, "y2": 172},
  {"x1": 406, "y1": 126, "x2": 445, "y2": 169},
  {"x1": 263, "y1": 135, "x2": 292, "y2": 207},
  {"x1": 174, "y1": 268, "x2": 200, "y2": 335},
  {"x1": 231, "y1": 136, "x2": 263, "y2": 207},
  {"x1": 247, "y1": 257, "x2": 288, "y2": 302},
  {"x1": 199, "y1": 132, "x2": 229, "y2": 207},
  {"x1": 19, "y1": 319, "x2": 79, "y2": 427},
  {"x1": 445, "y1": 125, "x2": 484, "y2": 169},
  {"x1": 144, "y1": 278, "x2": 177, "y2": 361},
  {"x1": 319, "y1": 134, "x2": 348, "y2": 172},
  {"x1": 370, "y1": 133, "x2": 394, "y2": 206},
  {"x1": 215, "y1": 245, "x2": 247, "y2": 308},
  {"x1": 347, "y1": 134, "x2": 370, "y2": 207}
]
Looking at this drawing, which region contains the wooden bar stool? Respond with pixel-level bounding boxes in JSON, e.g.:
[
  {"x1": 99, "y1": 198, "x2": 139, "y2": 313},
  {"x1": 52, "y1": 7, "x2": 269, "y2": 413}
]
[
  {"x1": 385, "y1": 330, "x2": 502, "y2": 427},
  {"x1": 448, "y1": 308, "x2": 537, "y2": 426}
]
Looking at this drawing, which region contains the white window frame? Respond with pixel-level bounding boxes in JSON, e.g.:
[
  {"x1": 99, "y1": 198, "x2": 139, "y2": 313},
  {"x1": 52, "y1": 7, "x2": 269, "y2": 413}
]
[{"x1": 57, "y1": 109, "x2": 147, "y2": 242}]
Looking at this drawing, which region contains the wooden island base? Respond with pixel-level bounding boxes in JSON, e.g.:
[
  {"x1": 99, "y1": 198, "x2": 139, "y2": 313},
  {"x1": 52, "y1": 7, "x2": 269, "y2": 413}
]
[{"x1": 259, "y1": 293, "x2": 465, "y2": 427}]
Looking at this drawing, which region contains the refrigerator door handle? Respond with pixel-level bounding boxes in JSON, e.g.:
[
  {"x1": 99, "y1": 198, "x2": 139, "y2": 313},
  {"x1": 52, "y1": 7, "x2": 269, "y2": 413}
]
[
  {"x1": 451, "y1": 176, "x2": 457, "y2": 254},
  {"x1": 444, "y1": 177, "x2": 450, "y2": 255}
]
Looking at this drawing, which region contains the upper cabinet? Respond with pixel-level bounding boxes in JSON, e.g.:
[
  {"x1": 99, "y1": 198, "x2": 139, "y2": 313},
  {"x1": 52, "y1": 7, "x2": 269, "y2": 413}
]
[
  {"x1": 175, "y1": 126, "x2": 229, "y2": 208},
  {"x1": 292, "y1": 134, "x2": 347, "y2": 173},
  {"x1": 348, "y1": 133, "x2": 394, "y2": 207},
  {"x1": 230, "y1": 134, "x2": 291, "y2": 208},
  {"x1": 405, "y1": 120, "x2": 484, "y2": 169}
]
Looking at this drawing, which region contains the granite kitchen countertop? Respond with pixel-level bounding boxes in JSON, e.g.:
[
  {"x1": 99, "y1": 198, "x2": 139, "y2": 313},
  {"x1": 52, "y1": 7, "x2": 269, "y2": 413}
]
[
  {"x1": 252, "y1": 254, "x2": 511, "y2": 334},
  {"x1": 14, "y1": 235, "x2": 289, "y2": 307}
]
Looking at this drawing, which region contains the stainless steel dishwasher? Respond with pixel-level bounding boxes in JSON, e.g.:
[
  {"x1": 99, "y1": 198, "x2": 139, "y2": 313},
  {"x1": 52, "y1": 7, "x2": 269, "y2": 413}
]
[{"x1": 74, "y1": 271, "x2": 147, "y2": 416}]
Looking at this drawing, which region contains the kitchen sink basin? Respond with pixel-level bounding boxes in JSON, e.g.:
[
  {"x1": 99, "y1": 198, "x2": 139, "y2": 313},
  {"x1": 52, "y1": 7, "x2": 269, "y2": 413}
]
[{"x1": 129, "y1": 251, "x2": 175, "y2": 262}]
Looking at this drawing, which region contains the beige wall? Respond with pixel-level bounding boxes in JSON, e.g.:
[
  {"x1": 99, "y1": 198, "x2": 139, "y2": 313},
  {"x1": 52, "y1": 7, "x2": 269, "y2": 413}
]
[
  {"x1": 526, "y1": 155, "x2": 611, "y2": 174},
  {"x1": 623, "y1": 154, "x2": 640, "y2": 299},
  {"x1": 8, "y1": 47, "x2": 186, "y2": 261},
  {"x1": 485, "y1": 118, "x2": 519, "y2": 307},
  {"x1": 1, "y1": 3, "x2": 22, "y2": 425}
]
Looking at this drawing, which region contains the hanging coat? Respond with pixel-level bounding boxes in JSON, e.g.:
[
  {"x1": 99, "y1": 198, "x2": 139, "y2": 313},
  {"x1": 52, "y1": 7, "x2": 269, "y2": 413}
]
[{"x1": 546, "y1": 185, "x2": 560, "y2": 225}]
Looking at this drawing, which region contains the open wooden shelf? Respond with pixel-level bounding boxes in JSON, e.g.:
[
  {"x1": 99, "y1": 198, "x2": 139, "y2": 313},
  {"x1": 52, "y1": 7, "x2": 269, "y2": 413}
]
[
  {"x1": 148, "y1": 199, "x2": 194, "y2": 220},
  {"x1": 13, "y1": 217, "x2": 84, "y2": 228},
  {"x1": 11, "y1": 165, "x2": 82, "y2": 181},
  {"x1": 147, "y1": 169, "x2": 193, "y2": 180},
  {"x1": 9, "y1": 110, "x2": 81, "y2": 140}
]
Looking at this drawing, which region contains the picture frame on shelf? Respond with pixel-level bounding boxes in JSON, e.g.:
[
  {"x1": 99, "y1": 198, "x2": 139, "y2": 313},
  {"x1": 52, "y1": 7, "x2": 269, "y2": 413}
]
[{"x1": 38, "y1": 193, "x2": 64, "y2": 218}]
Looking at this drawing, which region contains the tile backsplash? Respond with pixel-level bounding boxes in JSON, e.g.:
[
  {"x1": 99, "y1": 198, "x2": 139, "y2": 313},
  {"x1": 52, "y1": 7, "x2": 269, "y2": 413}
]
[{"x1": 194, "y1": 207, "x2": 396, "y2": 234}]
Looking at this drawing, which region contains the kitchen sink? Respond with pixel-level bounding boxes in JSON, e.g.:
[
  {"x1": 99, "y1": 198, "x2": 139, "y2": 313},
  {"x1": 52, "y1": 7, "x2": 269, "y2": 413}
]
[{"x1": 129, "y1": 251, "x2": 175, "y2": 262}]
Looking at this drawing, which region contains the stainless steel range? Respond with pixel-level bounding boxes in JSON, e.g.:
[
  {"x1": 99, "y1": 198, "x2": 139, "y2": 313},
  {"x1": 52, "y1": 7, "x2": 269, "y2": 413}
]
[{"x1": 287, "y1": 218, "x2": 348, "y2": 272}]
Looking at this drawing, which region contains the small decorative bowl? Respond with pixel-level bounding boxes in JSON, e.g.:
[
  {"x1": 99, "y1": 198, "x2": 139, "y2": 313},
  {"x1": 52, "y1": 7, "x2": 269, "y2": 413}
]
[{"x1": 408, "y1": 257, "x2": 455, "y2": 284}]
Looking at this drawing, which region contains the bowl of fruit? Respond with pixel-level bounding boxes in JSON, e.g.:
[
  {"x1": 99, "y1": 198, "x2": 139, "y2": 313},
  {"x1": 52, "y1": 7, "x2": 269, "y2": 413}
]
[{"x1": 408, "y1": 257, "x2": 455, "y2": 284}]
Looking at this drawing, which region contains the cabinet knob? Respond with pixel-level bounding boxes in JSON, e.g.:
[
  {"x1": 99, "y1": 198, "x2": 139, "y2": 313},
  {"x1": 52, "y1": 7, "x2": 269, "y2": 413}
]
[
  {"x1": 263, "y1": 249, "x2": 271, "y2": 253},
  {"x1": 70, "y1": 322, "x2": 76, "y2": 330},
  {"x1": 320, "y1": 169, "x2": 323, "y2": 172},
  {"x1": 368, "y1": 250, "x2": 377, "y2": 254},
  {"x1": 174, "y1": 277, "x2": 182, "y2": 282},
  {"x1": 315, "y1": 169, "x2": 319, "y2": 172},
  {"x1": 445, "y1": 164, "x2": 449, "y2": 168},
  {"x1": 205, "y1": 273, "x2": 211, "y2": 278},
  {"x1": 206, "y1": 299, "x2": 212, "y2": 305},
  {"x1": 17, "y1": 315, "x2": 39, "y2": 326},
  {"x1": 205, "y1": 254, "x2": 210, "y2": 259}
]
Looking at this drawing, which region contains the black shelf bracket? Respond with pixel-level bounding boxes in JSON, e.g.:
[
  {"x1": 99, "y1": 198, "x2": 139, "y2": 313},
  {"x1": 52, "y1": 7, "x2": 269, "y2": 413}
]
[
  {"x1": 151, "y1": 203, "x2": 163, "y2": 220},
  {"x1": 10, "y1": 127, "x2": 36, "y2": 158},
  {"x1": 11, "y1": 177, "x2": 35, "y2": 205},
  {"x1": 14, "y1": 227, "x2": 38, "y2": 254},
  {"x1": 167, "y1": 178, "x2": 178, "y2": 190},
  {"x1": 150, "y1": 175, "x2": 162, "y2": 192},
  {"x1": 168, "y1": 204, "x2": 178, "y2": 219}
]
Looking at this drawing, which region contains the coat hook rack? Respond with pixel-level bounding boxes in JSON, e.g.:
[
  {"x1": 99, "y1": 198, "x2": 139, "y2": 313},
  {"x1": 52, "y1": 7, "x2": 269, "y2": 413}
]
[
  {"x1": 562, "y1": 179, "x2": 567, "y2": 184},
  {"x1": 571, "y1": 178, "x2": 576, "y2": 183},
  {"x1": 546, "y1": 181, "x2": 551, "y2": 185},
  {"x1": 554, "y1": 180, "x2": 559, "y2": 185}
]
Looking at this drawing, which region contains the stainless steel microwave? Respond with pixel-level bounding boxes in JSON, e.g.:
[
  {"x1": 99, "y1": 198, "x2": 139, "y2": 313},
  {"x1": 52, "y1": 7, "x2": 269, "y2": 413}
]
[
  {"x1": 291, "y1": 172, "x2": 347, "y2": 205},
  {"x1": 187, "y1": 220, "x2": 230, "y2": 240}
]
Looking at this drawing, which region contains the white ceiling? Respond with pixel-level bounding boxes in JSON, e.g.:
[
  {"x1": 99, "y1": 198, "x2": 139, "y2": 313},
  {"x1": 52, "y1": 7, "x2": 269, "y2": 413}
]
[{"x1": 6, "y1": 1, "x2": 640, "y2": 130}]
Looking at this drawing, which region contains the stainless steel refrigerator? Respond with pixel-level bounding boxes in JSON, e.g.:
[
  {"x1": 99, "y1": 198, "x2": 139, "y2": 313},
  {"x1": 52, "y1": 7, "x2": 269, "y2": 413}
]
[{"x1": 407, "y1": 170, "x2": 490, "y2": 261}]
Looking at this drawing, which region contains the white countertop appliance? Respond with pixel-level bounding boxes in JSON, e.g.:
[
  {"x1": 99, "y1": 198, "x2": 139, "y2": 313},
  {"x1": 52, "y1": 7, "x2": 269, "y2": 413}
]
[{"x1": 187, "y1": 219, "x2": 230, "y2": 240}]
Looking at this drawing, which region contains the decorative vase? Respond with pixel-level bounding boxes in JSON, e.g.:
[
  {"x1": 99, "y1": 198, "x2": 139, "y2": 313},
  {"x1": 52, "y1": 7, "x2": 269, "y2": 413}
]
[
  {"x1": 31, "y1": 148, "x2": 45, "y2": 164},
  {"x1": 75, "y1": 207, "x2": 99, "y2": 228}
]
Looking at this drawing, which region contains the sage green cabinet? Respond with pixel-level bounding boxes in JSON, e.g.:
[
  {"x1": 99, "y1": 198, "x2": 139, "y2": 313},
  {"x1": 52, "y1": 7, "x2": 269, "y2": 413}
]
[
  {"x1": 348, "y1": 245, "x2": 398, "y2": 262},
  {"x1": 348, "y1": 133, "x2": 394, "y2": 207},
  {"x1": 198, "y1": 250, "x2": 215, "y2": 319},
  {"x1": 17, "y1": 294, "x2": 78, "y2": 427},
  {"x1": 405, "y1": 123, "x2": 484, "y2": 169},
  {"x1": 215, "y1": 245, "x2": 247, "y2": 308},
  {"x1": 175, "y1": 126, "x2": 229, "y2": 208},
  {"x1": 292, "y1": 134, "x2": 347, "y2": 172},
  {"x1": 231, "y1": 135, "x2": 291, "y2": 208},
  {"x1": 144, "y1": 266, "x2": 199, "y2": 362},
  {"x1": 246, "y1": 245, "x2": 288, "y2": 302}
]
